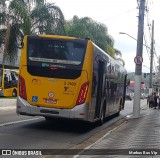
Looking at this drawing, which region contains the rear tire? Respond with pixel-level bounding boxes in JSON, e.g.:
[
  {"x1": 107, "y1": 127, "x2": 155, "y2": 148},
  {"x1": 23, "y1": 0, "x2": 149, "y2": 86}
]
[
  {"x1": 44, "y1": 117, "x2": 53, "y2": 120},
  {"x1": 115, "y1": 111, "x2": 120, "y2": 116}
]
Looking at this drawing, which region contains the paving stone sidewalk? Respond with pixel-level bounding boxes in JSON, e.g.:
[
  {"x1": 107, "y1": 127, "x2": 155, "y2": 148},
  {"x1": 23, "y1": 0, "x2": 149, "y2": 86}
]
[
  {"x1": 75, "y1": 104, "x2": 160, "y2": 158},
  {"x1": 0, "y1": 98, "x2": 16, "y2": 111}
]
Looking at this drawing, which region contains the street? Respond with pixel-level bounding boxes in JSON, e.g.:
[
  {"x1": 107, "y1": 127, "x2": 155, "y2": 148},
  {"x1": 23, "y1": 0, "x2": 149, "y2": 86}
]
[{"x1": 0, "y1": 99, "x2": 147, "y2": 154}]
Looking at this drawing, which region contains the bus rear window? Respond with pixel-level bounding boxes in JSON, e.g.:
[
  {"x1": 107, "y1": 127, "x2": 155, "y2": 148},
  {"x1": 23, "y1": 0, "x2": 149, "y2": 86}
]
[
  {"x1": 27, "y1": 37, "x2": 87, "y2": 65},
  {"x1": 26, "y1": 36, "x2": 87, "y2": 79}
]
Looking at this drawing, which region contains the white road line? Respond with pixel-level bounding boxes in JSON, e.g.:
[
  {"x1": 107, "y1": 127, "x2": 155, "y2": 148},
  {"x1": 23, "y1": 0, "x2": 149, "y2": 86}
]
[
  {"x1": 0, "y1": 117, "x2": 43, "y2": 127},
  {"x1": 73, "y1": 121, "x2": 127, "y2": 158}
]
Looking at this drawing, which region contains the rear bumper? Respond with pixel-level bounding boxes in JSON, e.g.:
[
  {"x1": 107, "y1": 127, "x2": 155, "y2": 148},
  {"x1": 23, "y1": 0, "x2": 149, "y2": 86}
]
[{"x1": 16, "y1": 96, "x2": 89, "y2": 121}]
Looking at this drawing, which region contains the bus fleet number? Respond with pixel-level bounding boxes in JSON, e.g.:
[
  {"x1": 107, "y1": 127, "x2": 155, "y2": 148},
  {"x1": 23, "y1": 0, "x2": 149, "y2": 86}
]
[{"x1": 64, "y1": 82, "x2": 76, "y2": 86}]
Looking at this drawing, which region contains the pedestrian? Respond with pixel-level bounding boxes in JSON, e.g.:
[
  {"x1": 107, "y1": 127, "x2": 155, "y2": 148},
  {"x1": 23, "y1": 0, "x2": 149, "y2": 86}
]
[
  {"x1": 149, "y1": 93, "x2": 154, "y2": 108},
  {"x1": 147, "y1": 95, "x2": 149, "y2": 106},
  {"x1": 158, "y1": 97, "x2": 160, "y2": 109},
  {"x1": 153, "y1": 92, "x2": 158, "y2": 109}
]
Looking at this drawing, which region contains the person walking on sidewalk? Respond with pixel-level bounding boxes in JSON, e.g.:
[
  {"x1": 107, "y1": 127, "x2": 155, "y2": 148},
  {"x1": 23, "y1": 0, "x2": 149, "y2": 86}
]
[
  {"x1": 153, "y1": 92, "x2": 158, "y2": 109},
  {"x1": 147, "y1": 95, "x2": 149, "y2": 106},
  {"x1": 158, "y1": 97, "x2": 160, "y2": 109},
  {"x1": 148, "y1": 93, "x2": 154, "y2": 108}
]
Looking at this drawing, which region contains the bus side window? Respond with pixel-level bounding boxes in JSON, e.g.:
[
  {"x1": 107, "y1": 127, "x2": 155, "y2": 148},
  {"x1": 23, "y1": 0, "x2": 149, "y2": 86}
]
[
  {"x1": 4, "y1": 74, "x2": 10, "y2": 88},
  {"x1": 10, "y1": 72, "x2": 18, "y2": 87},
  {"x1": 4, "y1": 74, "x2": 8, "y2": 82},
  {"x1": 11, "y1": 73, "x2": 16, "y2": 80}
]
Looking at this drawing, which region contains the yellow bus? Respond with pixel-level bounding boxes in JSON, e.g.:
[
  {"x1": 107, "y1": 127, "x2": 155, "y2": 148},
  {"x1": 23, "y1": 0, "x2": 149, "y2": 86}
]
[
  {"x1": 17, "y1": 35, "x2": 127, "y2": 124},
  {"x1": 0, "y1": 68, "x2": 18, "y2": 97}
]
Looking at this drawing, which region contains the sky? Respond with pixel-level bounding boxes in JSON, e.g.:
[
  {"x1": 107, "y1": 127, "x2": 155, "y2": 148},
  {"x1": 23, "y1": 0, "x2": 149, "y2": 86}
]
[{"x1": 48, "y1": 0, "x2": 160, "y2": 73}]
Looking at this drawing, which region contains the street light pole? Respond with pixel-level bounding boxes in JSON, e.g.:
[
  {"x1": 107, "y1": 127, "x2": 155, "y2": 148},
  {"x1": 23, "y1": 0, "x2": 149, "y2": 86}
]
[
  {"x1": 133, "y1": 0, "x2": 146, "y2": 118},
  {"x1": 119, "y1": 32, "x2": 137, "y2": 41},
  {"x1": 119, "y1": 32, "x2": 150, "y2": 49}
]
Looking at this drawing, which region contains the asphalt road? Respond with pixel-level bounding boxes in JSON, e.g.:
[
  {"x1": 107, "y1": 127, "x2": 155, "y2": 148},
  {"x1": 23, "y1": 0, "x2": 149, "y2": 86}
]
[{"x1": 0, "y1": 99, "x2": 147, "y2": 155}]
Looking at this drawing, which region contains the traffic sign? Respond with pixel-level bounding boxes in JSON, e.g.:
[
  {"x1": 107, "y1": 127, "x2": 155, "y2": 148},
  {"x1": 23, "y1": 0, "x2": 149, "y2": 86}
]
[{"x1": 134, "y1": 56, "x2": 143, "y2": 65}]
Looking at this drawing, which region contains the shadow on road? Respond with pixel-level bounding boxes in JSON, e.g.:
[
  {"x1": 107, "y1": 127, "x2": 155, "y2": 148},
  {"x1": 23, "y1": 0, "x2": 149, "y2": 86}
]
[{"x1": 20, "y1": 114, "x2": 118, "y2": 134}]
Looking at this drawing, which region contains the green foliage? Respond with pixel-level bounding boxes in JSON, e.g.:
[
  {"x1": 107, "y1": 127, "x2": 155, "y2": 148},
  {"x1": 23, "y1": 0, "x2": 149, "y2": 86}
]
[
  {"x1": 9, "y1": 0, "x2": 31, "y2": 35},
  {"x1": 65, "y1": 16, "x2": 117, "y2": 57},
  {"x1": 0, "y1": 0, "x2": 65, "y2": 64},
  {"x1": 0, "y1": 29, "x2": 6, "y2": 48},
  {"x1": 114, "y1": 48, "x2": 122, "y2": 57},
  {"x1": 107, "y1": 45, "x2": 115, "y2": 58},
  {"x1": 0, "y1": 1, "x2": 124, "y2": 66},
  {"x1": 31, "y1": 3, "x2": 65, "y2": 35}
]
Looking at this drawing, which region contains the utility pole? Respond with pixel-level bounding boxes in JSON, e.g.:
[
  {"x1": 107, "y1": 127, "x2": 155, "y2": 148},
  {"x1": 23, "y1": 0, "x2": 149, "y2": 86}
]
[
  {"x1": 133, "y1": 0, "x2": 146, "y2": 118},
  {"x1": 158, "y1": 56, "x2": 160, "y2": 95},
  {"x1": 149, "y1": 20, "x2": 154, "y2": 89}
]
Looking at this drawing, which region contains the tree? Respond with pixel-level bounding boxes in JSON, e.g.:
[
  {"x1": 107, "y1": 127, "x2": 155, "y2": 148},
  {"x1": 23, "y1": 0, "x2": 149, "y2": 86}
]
[
  {"x1": 65, "y1": 16, "x2": 116, "y2": 57},
  {"x1": 65, "y1": 16, "x2": 125, "y2": 61},
  {"x1": 114, "y1": 48, "x2": 122, "y2": 57},
  {"x1": 0, "y1": 0, "x2": 7, "y2": 53},
  {"x1": 0, "y1": 0, "x2": 65, "y2": 63}
]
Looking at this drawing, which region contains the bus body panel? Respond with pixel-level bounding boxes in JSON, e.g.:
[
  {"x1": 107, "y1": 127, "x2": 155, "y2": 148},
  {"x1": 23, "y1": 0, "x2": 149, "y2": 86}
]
[
  {"x1": 19, "y1": 65, "x2": 88, "y2": 109},
  {"x1": 17, "y1": 96, "x2": 89, "y2": 120},
  {"x1": 17, "y1": 35, "x2": 93, "y2": 120},
  {"x1": 17, "y1": 35, "x2": 127, "y2": 123},
  {"x1": 90, "y1": 44, "x2": 127, "y2": 120},
  {"x1": 0, "y1": 69, "x2": 18, "y2": 97}
]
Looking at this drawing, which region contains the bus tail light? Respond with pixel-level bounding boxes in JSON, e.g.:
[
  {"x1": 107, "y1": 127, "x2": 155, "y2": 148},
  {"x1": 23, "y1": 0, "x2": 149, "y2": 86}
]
[
  {"x1": 76, "y1": 82, "x2": 89, "y2": 105},
  {"x1": 19, "y1": 75, "x2": 27, "y2": 100}
]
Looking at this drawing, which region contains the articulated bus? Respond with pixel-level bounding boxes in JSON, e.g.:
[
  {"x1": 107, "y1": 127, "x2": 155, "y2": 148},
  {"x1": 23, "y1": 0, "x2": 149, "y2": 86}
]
[
  {"x1": 17, "y1": 35, "x2": 127, "y2": 124},
  {"x1": 0, "y1": 68, "x2": 18, "y2": 97}
]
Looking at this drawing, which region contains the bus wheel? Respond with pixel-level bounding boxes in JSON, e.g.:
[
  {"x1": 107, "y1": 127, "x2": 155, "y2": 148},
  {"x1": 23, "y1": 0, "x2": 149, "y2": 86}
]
[
  {"x1": 12, "y1": 89, "x2": 17, "y2": 97},
  {"x1": 116, "y1": 111, "x2": 120, "y2": 116}
]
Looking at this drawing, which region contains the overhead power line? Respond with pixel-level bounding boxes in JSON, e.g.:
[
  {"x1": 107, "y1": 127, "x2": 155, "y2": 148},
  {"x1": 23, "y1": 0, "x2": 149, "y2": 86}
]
[{"x1": 101, "y1": 8, "x2": 136, "y2": 22}]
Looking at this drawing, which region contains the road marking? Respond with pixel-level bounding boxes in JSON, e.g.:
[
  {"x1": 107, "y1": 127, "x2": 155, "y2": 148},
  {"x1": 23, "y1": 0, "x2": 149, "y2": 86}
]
[
  {"x1": 73, "y1": 121, "x2": 127, "y2": 158},
  {"x1": 0, "y1": 117, "x2": 42, "y2": 127}
]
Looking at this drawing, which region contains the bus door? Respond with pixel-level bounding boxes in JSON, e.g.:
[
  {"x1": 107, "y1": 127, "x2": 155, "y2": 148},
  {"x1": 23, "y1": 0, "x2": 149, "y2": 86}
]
[{"x1": 95, "y1": 60, "x2": 105, "y2": 118}]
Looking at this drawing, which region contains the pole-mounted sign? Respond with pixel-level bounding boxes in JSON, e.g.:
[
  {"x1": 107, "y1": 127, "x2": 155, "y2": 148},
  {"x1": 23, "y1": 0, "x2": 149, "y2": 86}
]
[{"x1": 134, "y1": 55, "x2": 143, "y2": 65}]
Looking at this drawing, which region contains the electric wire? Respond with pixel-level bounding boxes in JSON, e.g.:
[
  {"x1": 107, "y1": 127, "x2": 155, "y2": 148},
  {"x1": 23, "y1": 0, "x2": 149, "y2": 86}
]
[
  {"x1": 143, "y1": 0, "x2": 152, "y2": 62},
  {"x1": 100, "y1": 8, "x2": 137, "y2": 22},
  {"x1": 143, "y1": 33, "x2": 150, "y2": 59}
]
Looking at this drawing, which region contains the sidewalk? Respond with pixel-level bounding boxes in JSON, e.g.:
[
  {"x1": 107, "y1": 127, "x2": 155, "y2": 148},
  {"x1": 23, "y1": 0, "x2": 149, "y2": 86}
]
[
  {"x1": 0, "y1": 98, "x2": 16, "y2": 111},
  {"x1": 75, "y1": 104, "x2": 160, "y2": 158}
]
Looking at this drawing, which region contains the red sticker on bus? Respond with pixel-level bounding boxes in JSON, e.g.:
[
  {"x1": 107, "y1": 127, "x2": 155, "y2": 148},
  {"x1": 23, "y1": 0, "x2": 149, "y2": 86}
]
[{"x1": 43, "y1": 98, "x2": 58, "y2": 104}]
